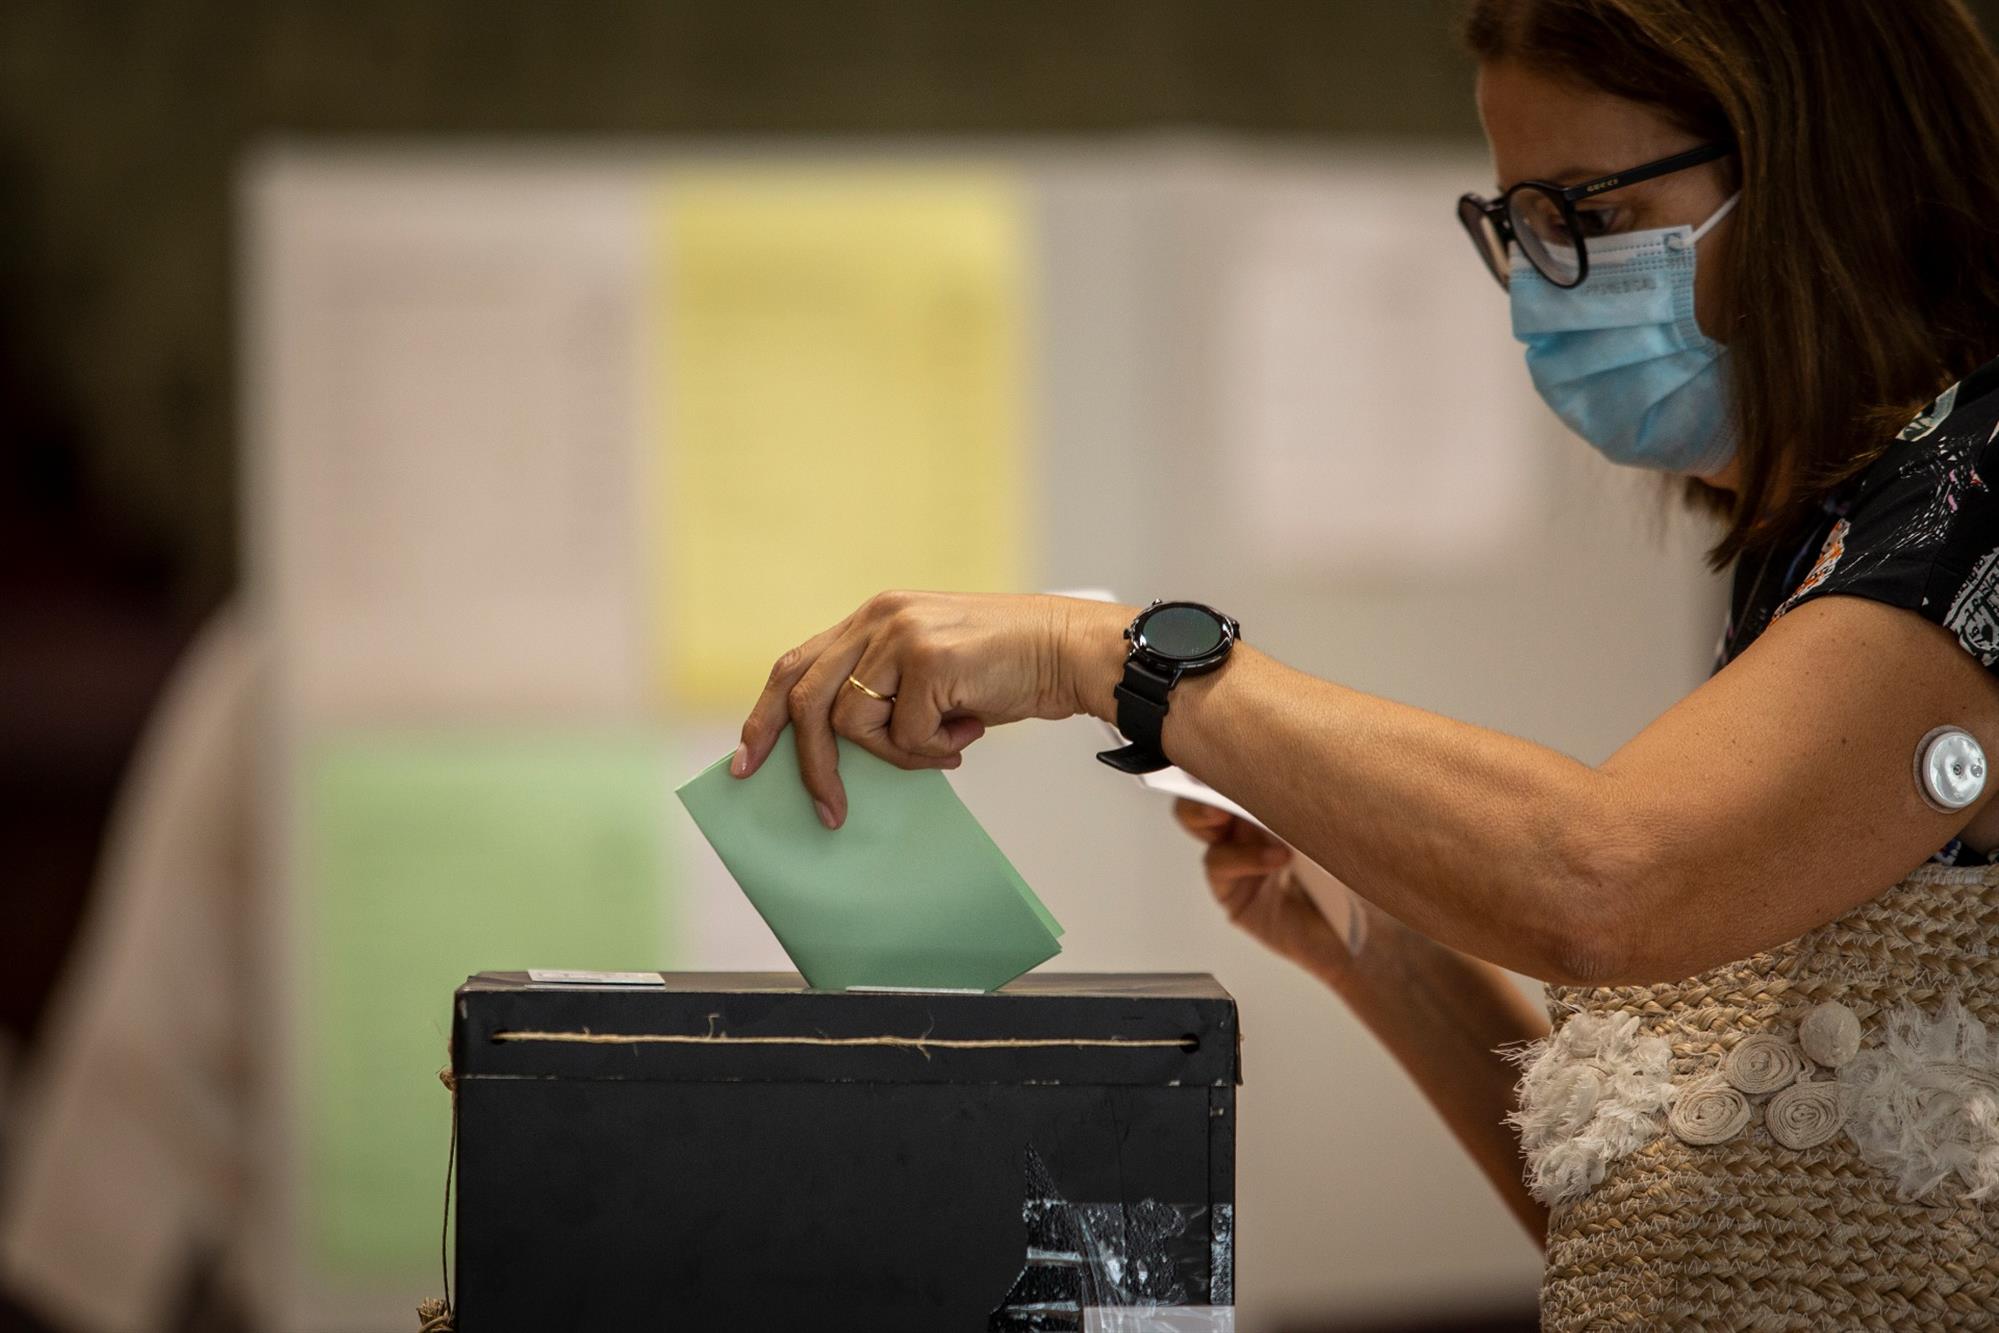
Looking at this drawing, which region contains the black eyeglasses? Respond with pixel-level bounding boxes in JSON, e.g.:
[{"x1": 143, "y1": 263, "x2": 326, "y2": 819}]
[{"x1": 1458, "y1": 142, "x2": 1734, "y2": 290}]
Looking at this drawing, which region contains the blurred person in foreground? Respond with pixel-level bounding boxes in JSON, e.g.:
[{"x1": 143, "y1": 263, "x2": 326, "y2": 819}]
[{"x1": 734, "y1": 2, "x2": 1999, "y2": 1325}]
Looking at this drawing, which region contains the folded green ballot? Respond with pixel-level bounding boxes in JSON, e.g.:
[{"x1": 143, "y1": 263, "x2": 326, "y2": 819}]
[{"x1": 675, "y1": 729, "x2": 1062, "y2": 991}]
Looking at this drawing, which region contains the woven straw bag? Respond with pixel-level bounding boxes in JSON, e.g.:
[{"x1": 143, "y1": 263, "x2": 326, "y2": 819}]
[{"x1": 1534, "y1": 862, "x2": 1999, "y2": 1331}]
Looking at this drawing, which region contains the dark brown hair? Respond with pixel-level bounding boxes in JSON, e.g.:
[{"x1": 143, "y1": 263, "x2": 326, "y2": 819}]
[{"x1": 1465, "y1": 0, "x2": 1999, "y2": 566}]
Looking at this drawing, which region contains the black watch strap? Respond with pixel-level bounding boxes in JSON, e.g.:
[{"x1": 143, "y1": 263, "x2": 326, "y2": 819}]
[{"x1": 1095, "y1": 658, "x2": 1178, "y2": 774}]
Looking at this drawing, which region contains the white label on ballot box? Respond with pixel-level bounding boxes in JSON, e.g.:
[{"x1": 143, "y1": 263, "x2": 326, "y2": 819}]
[
  {"x1": 1085, "y1": 1308, "x2": 1235, "y2": 1332},
  {"x1": 526, "y1": 970, "x2": 667, "y2": 986}
]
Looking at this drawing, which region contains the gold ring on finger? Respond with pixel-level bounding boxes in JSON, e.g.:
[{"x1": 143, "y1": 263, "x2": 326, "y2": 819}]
[{"x1": 846, "y1": 673, "x2": 895, "y2": 703}]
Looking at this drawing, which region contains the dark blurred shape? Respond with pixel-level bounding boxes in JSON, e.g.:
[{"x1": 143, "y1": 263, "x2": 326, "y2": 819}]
[
  {"x1": 0, "y1": 1255, "x2": 252, "y2": 1333},
  {"x1": 0, "y1": 148, "x2": 191, "y2": 1058},
  {"x1": 0, "y1": 1287, "x2": 50, "y2": 1333}
]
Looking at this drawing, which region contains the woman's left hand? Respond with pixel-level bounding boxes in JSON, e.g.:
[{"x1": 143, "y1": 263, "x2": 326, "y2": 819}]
[{"x1": 732, "y1": 590, "x2": 1129, "y2": 828}]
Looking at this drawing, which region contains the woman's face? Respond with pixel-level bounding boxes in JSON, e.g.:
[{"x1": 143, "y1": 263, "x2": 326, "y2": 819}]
[{"x1": 1476, "y1": 59, "x2": 1741, "y2": 486}]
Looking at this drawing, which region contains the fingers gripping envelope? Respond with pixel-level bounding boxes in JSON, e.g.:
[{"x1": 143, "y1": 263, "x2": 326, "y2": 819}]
[{"x1": 677, "y1": 728, "x2": 1064, "y2": 991}]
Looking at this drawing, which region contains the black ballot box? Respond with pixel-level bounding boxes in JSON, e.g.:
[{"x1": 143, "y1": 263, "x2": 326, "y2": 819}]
[{"x1": 450, "y1": 971, "x2": 1240, "y2": 1331}]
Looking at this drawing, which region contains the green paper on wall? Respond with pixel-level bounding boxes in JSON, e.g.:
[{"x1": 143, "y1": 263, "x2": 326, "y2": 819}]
[
  {"x1": 300, "y1": 733, "x2": 671, "y2": 1278},
  {"x1": 676, "y1": 729, "x2": 1061, "y2": 991}
]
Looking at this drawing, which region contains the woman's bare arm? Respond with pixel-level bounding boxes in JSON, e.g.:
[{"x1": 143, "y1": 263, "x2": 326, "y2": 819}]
[
  {"x1": 1067, "y1": 593, "x2": 1999, "y2": 985},
  {"x1": 1316, "y1": 907, "x2": 1552, "y2": 1242},
  {"x1": 1184, "y1": 802, "x2": 1548, "y2": 1241},
  {"x1": 735, "y1": 586, "x2": 1999, "y2": 987}
]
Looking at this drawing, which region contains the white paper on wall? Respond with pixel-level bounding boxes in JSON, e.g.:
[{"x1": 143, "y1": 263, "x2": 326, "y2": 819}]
[
  {"x1": 250, "y1": 163, "x2": 650, "y2": 721},
  {"x1": 1215, "y1": 160, "x2": 1546, "y2": 576}
]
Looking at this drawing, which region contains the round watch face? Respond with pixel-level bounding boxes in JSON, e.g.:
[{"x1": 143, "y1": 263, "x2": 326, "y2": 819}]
[{"x1": 1132, "y1": 601, "x2": 1235, "y2": 667}]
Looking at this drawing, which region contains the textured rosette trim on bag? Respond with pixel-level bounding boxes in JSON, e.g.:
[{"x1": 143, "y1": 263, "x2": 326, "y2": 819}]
[
  {"x1": 1765, "y1": 1076, "x2": 1845, "y2": 1150},
  {"x1": 1505, "y1": 1012, "x2": 1676, "y2": 1205},
  {"x1": 1722, "y1": 1032, "x2": 1804, "y2": 1094},
  {"x1": 1841, "y1": 996, "x2": 1999, "y2": 1200},
  {"x1": 1508, "y1": 995, "x2": 1999, "y2": 1206},
  {"x1": 1666, "y1": 1076, "x2": 1751, "y2": 1146}
]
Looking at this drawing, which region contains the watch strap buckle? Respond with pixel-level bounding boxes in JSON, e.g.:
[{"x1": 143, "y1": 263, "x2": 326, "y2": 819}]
[{"x1": 1096, "y1": 660, "x2": 1177, "y2": 773}]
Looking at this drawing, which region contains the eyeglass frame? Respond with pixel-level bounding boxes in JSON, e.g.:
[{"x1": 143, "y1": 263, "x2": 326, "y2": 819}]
[{"x1": 1457, "y1": 142, "x2": 1735, "y2": 290}]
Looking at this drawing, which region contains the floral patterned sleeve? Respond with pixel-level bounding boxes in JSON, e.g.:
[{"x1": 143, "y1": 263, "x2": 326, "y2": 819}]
[{"x1": 1769, "y1": 356, "x2": 1999, "y2": 668}]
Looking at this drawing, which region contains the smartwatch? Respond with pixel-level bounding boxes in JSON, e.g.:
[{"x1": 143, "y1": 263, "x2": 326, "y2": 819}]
[{"x1": 1094, "y1": 600, "x2": 1240, "y2": 775}]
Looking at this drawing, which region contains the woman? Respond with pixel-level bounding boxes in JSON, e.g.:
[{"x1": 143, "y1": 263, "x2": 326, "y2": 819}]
[{"x1": 733, "y1": 0, "x2": 1999, "y2": 1324}]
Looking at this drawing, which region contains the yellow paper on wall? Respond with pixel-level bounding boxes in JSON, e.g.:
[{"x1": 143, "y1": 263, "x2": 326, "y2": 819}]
[{"x1": 653, "y1": 169, "x2": 1030, "y2": 709}]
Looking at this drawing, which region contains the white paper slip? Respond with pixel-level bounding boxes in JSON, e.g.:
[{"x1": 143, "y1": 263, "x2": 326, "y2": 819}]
[
  {"x1": 526, "y1": 970, "x2": 667, "y2": 986},
  {"x1": 1057, "y1": 588, "x2": 1366, "y2": 955},
  {"x1": 1105, "y1": 733, "x2": 1267, "y2": 833},
  {"x1": 1049, "y1": 588, "x2": 1268, "y2": 832}
]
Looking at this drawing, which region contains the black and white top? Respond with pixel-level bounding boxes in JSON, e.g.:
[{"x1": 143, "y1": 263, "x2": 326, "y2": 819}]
[{"x1": 1717, "y1": 354, "x2": 1999, "y2": 864}]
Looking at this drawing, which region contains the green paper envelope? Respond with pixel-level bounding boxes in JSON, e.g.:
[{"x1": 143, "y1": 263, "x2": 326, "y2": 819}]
[{"x1": 676, "y1": 730, "x2": 1062, "y2": 990}]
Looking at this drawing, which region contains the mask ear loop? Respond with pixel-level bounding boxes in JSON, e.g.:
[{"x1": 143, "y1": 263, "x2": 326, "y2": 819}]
[
  {"x1": 1596, "y1": 190, "x2": 1742, "y2": 261},
  {"x1": 1660, "y1": 188, "x2": 1745, "y2": 475},
  {"x1": 1687, "y1": 191, "x2": 1742, "y2": 246}
]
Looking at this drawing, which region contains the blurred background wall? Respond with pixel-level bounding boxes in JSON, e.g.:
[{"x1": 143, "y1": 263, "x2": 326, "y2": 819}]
[
  {"x1": 8, "y1": 4, "x2": 1999, "y2": 1333},
  {"x1": 3, "y1": 0, "x2": 1464, "y2": 1147}
]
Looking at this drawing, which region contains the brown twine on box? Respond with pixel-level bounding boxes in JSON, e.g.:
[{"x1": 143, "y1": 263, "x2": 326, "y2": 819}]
[
  {"x1": 418, "y1": 1064, "x2": 458, "y2": 1332},
  {"x1": 488, "y1": 1028, "x2": 1200, "y2": 1055},
  {"x1": 488, "y1": 1010, "x2": 1198, "y2": 1055}
]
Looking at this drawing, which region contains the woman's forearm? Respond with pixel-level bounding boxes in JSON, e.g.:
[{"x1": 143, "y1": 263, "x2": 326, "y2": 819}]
[
  {"x1": 1308, "y1": 904, "x2": 1551, "y2": 1244},
  {"x1": 1061, "y1": 606, "x2": 1638, "y2": 983}
]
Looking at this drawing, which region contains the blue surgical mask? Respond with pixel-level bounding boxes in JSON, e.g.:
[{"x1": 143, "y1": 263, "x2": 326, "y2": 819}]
[{"x1": 1509, "y1": 193, "x2": 1741, "y2": 476}]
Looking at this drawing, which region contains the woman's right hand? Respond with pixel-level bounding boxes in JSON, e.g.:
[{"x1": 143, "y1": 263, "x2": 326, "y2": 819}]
[{"x1": 1174, "y1": 799, "x2": 1355, "y2": 978}]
